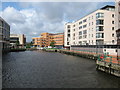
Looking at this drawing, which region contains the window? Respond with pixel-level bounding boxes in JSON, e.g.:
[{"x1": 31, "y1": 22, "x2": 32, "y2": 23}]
[
  {"x1": 112, "y1": 33, "x2": 114, "y2": 37},
  {"x1": 106, "y1": 8, "x2": 115, "y2": 11},
  {"x1": 112, "y1": 40, "x2": 114, "y2": 43},
  {"x1": 96, "y1": 26, "x2": 104, "y2": 31},
  {"x1": 92, "y1": 28, "x2": 93, "y2": 31},
  {"x1": 79, "y1": 36, "x2": 82, "y2": 39},
  {"x1": 89, "y1": 17, "x2": 90, "y2": 20},
  {"x1": 73, "y1": 25, "x2": 75, "y2": 27},
  {"x1": 67, "y1": 42, "x2": 69, "y2": 45},
  {"x1": 96, "y1": 13, "x2": 104, "y2": 18},
  {"x1": 67, "y1": 25, "x2": 70, "y2": 28},
  {"x1": 68, "y1": 29, "x2": 70, "y2": 32},
  {"x1": 96, "y1": 33, "x2": 104, "y2": 38},
  {"x1": 83, "y1": 24, "x2": 87, "y2": 28},
  {"x1": 96, "y1": 20, "x2": 104, "y2": 25},
  {"x1": 92, "y1": 34, "x2": 93, "y2": 37},
  {"x1": 112, "y1": 27, "x2": 114, "y2": 30},
  {"x1": 89, "y1": 34, "x2": 90, "y2": 38},
  {"x1": 68, "y1": 34, "x2": 70, "y2": 37},
  {"x1": 79, "y1": 21, "x2": 82, "y2": 25},
  {"x1": 73, "y1": 29, "x2": 75, "y2": 31},
  {"x1": 83, "y1": 35, "x2": 87, "y2": 38},
  {"x1": 0, "y1": 21, "x2": 2, "y2": 27},
  {"x1": 79, "y1": 41, "x2": 82, "y2": 45},
  {"x1": 83, "y1": 41, "x2": 87, "y2": 45},
  {"x1": 112, "y1": 21, "x2": 114, "y2": 24},
  {"x1": 83, "y1": 30, "x2": 87, "y2": 34},
  {"x1": 79, "y1": 31, "x2": 82, "y2": 35},
  {"x1": 79, "y1": 26, "x2": 82, "y2": 29},
  {"x1": 92, "y1": 22, "x2": 93, "y2": 25},
  {"x1": 67, "y1": 38, "x2": 69, "y2": 41},
  {"x1": 73, "y1": 33, "x2": 75, "y2": 36},
  {"x1": 83, "y1": 19, "x2": 87, "y2": 23},
  {"x1": 112, "y1": 14, "x2": 114, "y2": 18},
  {"x1": 92, "y1": 16, "x2": 93, "y2": 19},
  {"x1": 0, "y1": 27, "x2": 2, "y2": 33}
]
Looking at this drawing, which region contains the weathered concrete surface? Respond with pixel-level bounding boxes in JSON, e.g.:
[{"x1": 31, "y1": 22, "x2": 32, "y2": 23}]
[{"x1": 96, "y1": 60, "x2": 120, "y2": 77}]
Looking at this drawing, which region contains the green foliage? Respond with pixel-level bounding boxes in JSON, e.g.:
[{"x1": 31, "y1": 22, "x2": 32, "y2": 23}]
[
  {"x1": 50, "y1": 40, "x2": 55, "y2": 47},
  {"x1": 26, "y1": 41, "x2": 33, "y2": 48},
  {"x1": 16, "y1": 40, "x2": 19, "y2": 46}
]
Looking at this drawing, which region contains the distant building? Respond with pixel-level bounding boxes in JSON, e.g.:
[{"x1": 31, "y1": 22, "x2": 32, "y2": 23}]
[
  {"x1": 32, "y1": 32, "x2": 64, "y2": 48},
  {"x1": 64, "y1": 5, "x2": 116, "y2": 47},
  {"x1": 10, "y1": 34, "x2": 26, "y2": 48},
  {"x1": 0, "y1": 17, "x2": 10, "y2": 52},
  {"x1": 115, "y1": 0, "x2": 120, "y2": 45}
]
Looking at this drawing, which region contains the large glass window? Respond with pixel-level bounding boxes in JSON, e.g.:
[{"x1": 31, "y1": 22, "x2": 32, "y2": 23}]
[
  {"x1": 79, "y1": 41, "x2": 82, "y2": 45},
  {"x1": 96, "y1": 20, "x2": 104, "y2": 25},
  {"x1": 83, "y1": 24, "x2": 87, "y2": 28},
  {"x1": 0, "y1": 35, "x2": 2, "y2": 40},
  {"x1": 83, "y1": 30, "x2": 87, "y2": 34},
  {"x1": 67, "y1": 25, "x2": 70, "y2": 28},
  {"x1": 96, "y1": 33, "x2": 104, "y2": 38},
  {"x1": 68, "y1": 29, "x2": 70, "y2": 32},
  {"x1": 79, "y1": 36, "x2": 82, "y2": 39},
  {"x1": 83, "y1": 35, "x2": 87, "y2": 38},
  {"x1": 106, "y1": 8, "x2": 115, "y2": 11},
  {"x1": 79, "y1": 26, "x2": 82, "y2": 29},
  {"x1": 96, "y1": 26, "x2": 104, "y2": 31},
  {"x1": 67, "y1": 42, "x2": 69, "y2": 45},
  {"x1": 83, "y1": 19, "x2": 87, "y2": 23},
  {"x1": 0, "y1": 21, "x2": 2, "y2": 27},
  {"x1": 79, "y1": 31, "x2": 82, "y2": 35},
  {"x1": 0, "y1": 27, "x2": 2, "y2": 34},
  {"x1": 79, "y1": 21, "x2": 82, "y2": 25},
  {"x1": 68, "y1": 34, "x2": 70, "y2": 37},
  {"x1": 96, "y1": 13, "x2": 104, "y2": 18}
]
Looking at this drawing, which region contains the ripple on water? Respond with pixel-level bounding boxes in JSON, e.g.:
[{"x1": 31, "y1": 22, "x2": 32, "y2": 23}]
[{"x1": 2, "y1": 51, "x2": 120, "y2": 88}]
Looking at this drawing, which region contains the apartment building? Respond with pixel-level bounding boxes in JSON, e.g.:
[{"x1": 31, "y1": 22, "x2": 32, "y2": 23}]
[
  {"x1": 32, "y1": 32, "x2": 64, "y2": 48},
  {"x1": 0, "y1": 17, "x2": 10, "y2": 52},
  {"x1": 64, "y1": 5, "x2": 116, "y2": 47},
  {"x1": 32, "y1": 33, "x2": 49, "y2": 47},
  {"x1": 10, "y1": 34, "x2": 26, "y2": 48},
  {"x1": 115, "y1": 0, "x2": 120, "y2": 45}
]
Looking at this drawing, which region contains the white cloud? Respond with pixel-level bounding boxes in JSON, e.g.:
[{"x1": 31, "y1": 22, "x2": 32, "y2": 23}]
[{"x1": 1, "y1": 2, "x2": 108, "y2": 42}]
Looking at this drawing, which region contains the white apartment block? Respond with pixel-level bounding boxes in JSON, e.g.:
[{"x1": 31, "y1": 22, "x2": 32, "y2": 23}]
[
  {"x1": 64, "y1": 5, "x2": 116, "y2": 47},
  {"x1": 115, "y1": 0, "x2": 120, "y2": 45},
  {"x1": 10, "y1": 34, "x2": 26, "y2": 46}
]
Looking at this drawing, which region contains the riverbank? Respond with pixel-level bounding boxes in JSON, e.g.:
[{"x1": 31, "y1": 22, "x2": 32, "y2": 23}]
[
  {"x1": 42, "y1": 49, "x2": 120, "y2": 77},
  {"x1": 10, "y1": 48, "x2": 26, "y2": 52},
  {"x1": 43, "y1": 49, "x2": 98, "y2": 60}
]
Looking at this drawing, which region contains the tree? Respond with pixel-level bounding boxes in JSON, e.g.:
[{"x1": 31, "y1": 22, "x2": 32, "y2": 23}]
[
  {"x1": 50, "y1": 40, "x2": 55, "y2": 48},
  {"x1": 26, "y1": 41, "x2": 33, "y2": 48}
]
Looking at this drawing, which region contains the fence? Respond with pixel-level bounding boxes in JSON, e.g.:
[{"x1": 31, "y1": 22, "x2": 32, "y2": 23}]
[{"x1": 70, "y1": 44, "x2": 120, "y2": 65}]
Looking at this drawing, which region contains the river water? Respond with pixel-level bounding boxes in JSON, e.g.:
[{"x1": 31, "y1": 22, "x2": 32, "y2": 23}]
[{"x1": 2, "y1": 51, "x2": 120, "y2": 88}]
